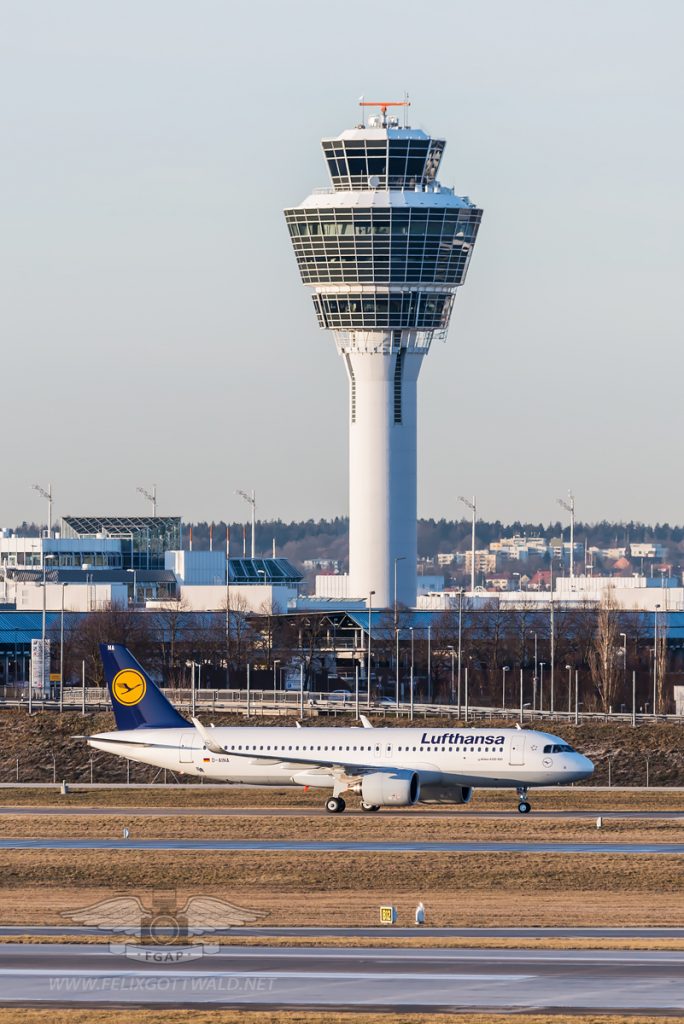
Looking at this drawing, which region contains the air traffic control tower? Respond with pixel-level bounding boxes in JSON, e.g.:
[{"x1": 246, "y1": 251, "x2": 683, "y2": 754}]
[{"x1": 285, "y1": 102, "x2": 482, "y2": 608}]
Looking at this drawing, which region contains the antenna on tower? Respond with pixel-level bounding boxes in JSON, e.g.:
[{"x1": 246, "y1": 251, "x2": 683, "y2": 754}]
[
  {"x1": 32, "y1": 483, "x2": 53, "y2": 537},
  {"x1": 358, "y1": 99, "x2": 411, "y2": 129},
  {"x1": 137, "y1": 485, "x2": 157, "y2": 517},
  {"x1": 236, "y1": 489, "x2": 256, "y2": 559}
]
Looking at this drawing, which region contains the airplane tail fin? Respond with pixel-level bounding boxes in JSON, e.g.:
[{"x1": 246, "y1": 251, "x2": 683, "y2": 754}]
[{"x1": 99, "y1": 643, "x2": 191, "y2": 731}]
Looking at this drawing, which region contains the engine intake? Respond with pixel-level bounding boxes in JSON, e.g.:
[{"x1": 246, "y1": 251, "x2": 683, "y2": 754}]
[{"x1": 360, "y1": 769, "x2": 420, "y2": 807}]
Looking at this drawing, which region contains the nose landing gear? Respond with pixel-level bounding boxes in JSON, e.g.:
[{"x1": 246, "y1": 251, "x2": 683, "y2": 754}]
[{"x1": 516, "y1": 787, "x2": 532, "y2": 814}]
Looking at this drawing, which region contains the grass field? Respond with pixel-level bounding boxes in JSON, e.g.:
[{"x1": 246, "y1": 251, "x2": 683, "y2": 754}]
[
  {"x1": 1, "y1": 848, "x2": 682, "y2": 928},
  {"x1": 0, "y1": 811, "x2": 683, "y2": 842},
  {"x1": 1, "y1": 786, "x2": 684, "y2": 810},
  {"x1": 0, "y1": 1010, "x2": 681, "y2": 1024}
]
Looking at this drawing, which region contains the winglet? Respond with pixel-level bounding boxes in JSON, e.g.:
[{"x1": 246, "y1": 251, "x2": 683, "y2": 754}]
[
  {"x1": 191, "y1": 716, "x2": 225, "y2": 754},
  {"x1": 359, "y1": 714, "x2": 374, "y2": 729}
]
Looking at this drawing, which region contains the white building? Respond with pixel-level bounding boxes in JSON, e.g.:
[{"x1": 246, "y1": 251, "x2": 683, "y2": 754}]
[{"x1": 285, "y1": 104, "x2": 482, "y2": 608}]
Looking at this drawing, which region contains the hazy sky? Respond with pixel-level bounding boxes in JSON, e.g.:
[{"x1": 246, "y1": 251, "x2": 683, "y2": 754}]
[{"x1": 1, "y1": 0, "x2": 682, "y2": 530}]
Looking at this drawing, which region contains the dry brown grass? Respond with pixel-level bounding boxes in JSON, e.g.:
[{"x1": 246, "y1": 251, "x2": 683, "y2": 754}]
[
  {"x1": 0, "y1": 850, "x2": 682, "y2": 927},
  {"x1": 0, "y1": 811, "x2": 683, "y2": 843},
  {"x1": 2, "y1": 785, "x2": 684, "y2": 811},
  {"x1": 0, "y1": 1011, "x2": 680, "y2": 1024}
]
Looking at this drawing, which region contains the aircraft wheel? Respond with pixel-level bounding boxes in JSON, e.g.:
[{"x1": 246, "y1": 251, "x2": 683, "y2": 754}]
[
  {"x1": 325, "y1": 796, "x2": 346, "y2": 814},
  {"x1": 361, "y1": 802, "x2": 380, "y2": 812},
  {"x1": 518, "y1": 801, "x2": 532, "y2": 814}
]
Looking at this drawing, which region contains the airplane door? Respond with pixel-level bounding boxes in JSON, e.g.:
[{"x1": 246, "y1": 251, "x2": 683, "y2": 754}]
[
  {"x1": 179, "y1": 733, "x2": 196, "y2": 764},
  {"x1": 509, "y1": 735, "x2": 525, "y2": 766}
]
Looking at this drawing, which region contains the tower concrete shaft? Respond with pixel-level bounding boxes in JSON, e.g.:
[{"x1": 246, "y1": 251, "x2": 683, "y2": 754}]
[{"x1": 285, "y1": 109, "x2": 482, "y2": 608}]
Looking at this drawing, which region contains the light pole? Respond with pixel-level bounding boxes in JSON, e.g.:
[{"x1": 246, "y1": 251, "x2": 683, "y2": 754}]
[
  {"x1": 457, "y1": 588, "x2": 464, "y2": 717},
  {"x1": 566, "y1": 665, "x2": 572, "y2": 713},
  {"x1": 394, "y1": 556, "x2": 405, "y2": 707},
  {"x1": 619, "y1": 632, "x2": 627, "y2": 711},
  {"x1": 393, "y1": 556, "x2": 406, "y2": 630},
  {"x1": 409, "y1": 626, "x2": 415, "y2": 720},
  {"x1": 236, "y1": 489, "x2": 256, "y2": 558},
  {"x1": 459, "y1": 495, "x2": 476, "y2": 592},
  {"x1": 273, "y1": 659, "x2": 280, "y2": 707},
  {"x1": 539, "y1": 662, "x2": 545, "y2": 713},
  {"x1": 126, "y1": 568, "x2": 138, "y2": 606},
  {"x1": 448, "y1": 646, "x2": 455, "y2": 705},
  {"x1": 653, "y1": 605, "x2": 660, "y2": 716},
  {"x1": 427, "y1": 623, "x2": 432, "y2": 703},
  {"x1": 395, "y1": 630, "x2": 401, "y2": 710},
  {"x1": 59, "y1": 584, "x2": 65, "y2": 713},
  {"x1": 502, "y1": 665, "x2": 509, "y2": 712},
  {"x1": 532, "y1": 631, "x2": 538, "y2": 710},
  {"x1": 367, "y1": 590, "x2": 375, "y2": 708},
  {"x1": 549, "y1": 560, "x2": 555, "y2": 712},
  {"x1": 557, "y1": 491, "x2": 575, "y2": 578}
]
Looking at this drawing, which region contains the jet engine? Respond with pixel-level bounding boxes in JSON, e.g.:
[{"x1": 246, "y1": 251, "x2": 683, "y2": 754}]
[
  {"x1": 419, "y1": 785, "x2": 473, "y2": 804},
  {"x1": 360, "y1": 770, "x2": 420, "y2": 807}
]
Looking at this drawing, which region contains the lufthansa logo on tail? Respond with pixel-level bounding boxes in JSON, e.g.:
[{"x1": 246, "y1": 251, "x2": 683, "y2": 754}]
[{"x1": 112, "y1": 669, "x2": 147, "y2": 706}]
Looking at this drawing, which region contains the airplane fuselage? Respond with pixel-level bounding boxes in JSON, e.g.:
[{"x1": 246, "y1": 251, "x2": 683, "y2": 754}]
[{"x1": 88, "y1": 724, "x2": 593, "y2": 797}]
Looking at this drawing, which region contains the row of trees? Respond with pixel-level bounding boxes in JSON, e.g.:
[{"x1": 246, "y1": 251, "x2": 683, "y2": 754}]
[{"x1": 42, "y1": 596, "x2": 676, "y2": 713}]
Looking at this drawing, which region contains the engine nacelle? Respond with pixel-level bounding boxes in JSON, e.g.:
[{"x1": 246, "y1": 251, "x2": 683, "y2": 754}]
[
  {"x1": 360, "y1": 770, "x2": 420, "y2": 807},
  {"x1": 419, "y1": 784, "x2": 474, "y2": 804}
]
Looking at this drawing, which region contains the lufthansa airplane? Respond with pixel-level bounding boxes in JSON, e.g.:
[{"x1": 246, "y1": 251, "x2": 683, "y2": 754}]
[{"x1": 86, "y1": 644, "x2": 594, "y2": 813}]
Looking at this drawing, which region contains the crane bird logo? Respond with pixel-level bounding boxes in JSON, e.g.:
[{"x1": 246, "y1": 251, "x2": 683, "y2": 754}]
[
  {"x1": 62, "y1": 891, "x2": 268, "y2": 962},
  {"x1": 111, "y1": 669, "x2": 147, "y2": 707}
]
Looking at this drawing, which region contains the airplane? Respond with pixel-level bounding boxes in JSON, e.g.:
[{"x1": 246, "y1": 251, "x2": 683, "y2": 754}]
[{"x1": 85, "y1": 643, "x2": 594, "y2": 814}]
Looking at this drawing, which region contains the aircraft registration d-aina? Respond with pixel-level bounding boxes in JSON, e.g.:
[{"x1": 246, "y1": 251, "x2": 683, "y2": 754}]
[{"x1": 86, "y1": 644, "x2": 594, "y2": 814}]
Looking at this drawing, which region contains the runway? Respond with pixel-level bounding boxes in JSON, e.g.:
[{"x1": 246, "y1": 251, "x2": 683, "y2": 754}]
[
  {"x1": 0, "y1": 943, "x2": 682, "y2": 1012},
  {"x1": 2, "y1": 837, "x2": 683, "y2": 853},
  {"x1": 2, "y1": 805, "x2": 683, "y2": 819}
]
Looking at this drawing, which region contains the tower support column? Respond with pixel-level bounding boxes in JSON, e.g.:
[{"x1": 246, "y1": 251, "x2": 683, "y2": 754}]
[{"x1": 343, "y1": 333, "x2": 423, "y2": 608}]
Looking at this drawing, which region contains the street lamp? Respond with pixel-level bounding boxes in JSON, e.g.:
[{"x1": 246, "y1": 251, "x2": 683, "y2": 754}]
[
  {"x1": 539, "y1": 662, "x2": 546, "y2": 713},
  {"x1": 273, "y1": 658, "x2": 280, "y2": 706},
  {"x1": 557, "y1": 491, "x2": 576, "y2": 578},
  {"x1": 409, "y1": 626, "x2": 415, "y2": 720},
  {"x1": 565, "y1": 665, "x2": 572, "y2": 713},
  {"x1": 126, "y1": 568, "x2": 137, "y2": 606},
  {"x1": 619, "y1": 632, "x2": 627, "y2": 711},
  {"x1": 457, "y1": 588, "x2": 464, "y2": 717},
  {"x1": 447, "y1": 646, "x2": 455, "y2": 705},
  {"x1": 458, "y1": 495, "x2": 476, "y2": 593},
  {"x1": 501, "y1": 665, "x2": 510, "y2": 712},
  {"x1": 653, "y1": 605, "x2": 660, "y2": 716},
  {"x1": 367, "y1": 590, "x2": 375, "y2": 709},
  {"x1": 393, "y1": 556, "x2": 406, "y2": 630}
]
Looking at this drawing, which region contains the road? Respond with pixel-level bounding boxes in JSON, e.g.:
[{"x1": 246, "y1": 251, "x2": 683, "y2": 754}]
[
  {"x1": 0, "y1": 944, "x2": 681, "y2": 1012},
  {"x1": 1, "y1": 837, "x2": 682, "y2": 853}
]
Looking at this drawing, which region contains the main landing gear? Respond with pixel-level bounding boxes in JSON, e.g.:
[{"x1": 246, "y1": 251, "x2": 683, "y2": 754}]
[
  {"x1": 325, "y1": 796, "x2": 346, "y2": 814},
  {"x1": 361, "y1": 802, "x2": 380, "y2": 813},
  {"x1": 516, "y1": 787, "x2": 532, "y2": 814}
]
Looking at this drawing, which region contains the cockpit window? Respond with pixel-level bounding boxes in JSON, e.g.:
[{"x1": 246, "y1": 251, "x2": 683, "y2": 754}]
[{"x1": 543, "y1": 743, "x2": 575, "y2": 754}]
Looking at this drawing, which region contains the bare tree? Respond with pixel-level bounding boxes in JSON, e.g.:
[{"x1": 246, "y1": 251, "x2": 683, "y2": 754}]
[{"x1": 588, "y1": 589, "x2": 621, "y2": 712}]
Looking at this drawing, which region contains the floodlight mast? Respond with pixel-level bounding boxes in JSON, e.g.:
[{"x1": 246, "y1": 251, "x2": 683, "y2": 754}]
[
  {"x1": 32, "y1": 483, "x2": 52, "y2": 537},
  {"x1": 236, "y1": 489, "x2": 256, "y2": 559},
  {"x1": 137, "y1": 485, "x2": 157, "y2": 517},
  {"x1": 285, "y1": 102, "x2": 482, "y2": 607},
  {"x1": 459, "y1": 495, "x2": 476, "y2": 593},
  {"x1": 557, "y1": 491, "x2": 575, "y2": 578}
]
